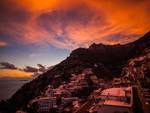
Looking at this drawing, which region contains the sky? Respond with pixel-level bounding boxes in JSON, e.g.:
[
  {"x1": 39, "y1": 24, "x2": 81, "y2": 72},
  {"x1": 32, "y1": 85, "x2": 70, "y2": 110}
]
[{"x1": 0, "y1": 0, "x2": 150, "y2": 77}]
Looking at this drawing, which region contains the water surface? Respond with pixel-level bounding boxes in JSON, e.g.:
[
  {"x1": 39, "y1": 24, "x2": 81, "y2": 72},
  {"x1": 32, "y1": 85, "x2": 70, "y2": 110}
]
[{"x1": 0, "y1": 77, "x2": 32, "y2": 100}]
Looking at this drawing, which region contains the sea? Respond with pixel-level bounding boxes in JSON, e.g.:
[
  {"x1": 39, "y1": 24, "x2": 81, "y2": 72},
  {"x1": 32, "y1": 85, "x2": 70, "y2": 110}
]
[{"x1": 0, "y1": 77, "x2": 32, "y2": 100}]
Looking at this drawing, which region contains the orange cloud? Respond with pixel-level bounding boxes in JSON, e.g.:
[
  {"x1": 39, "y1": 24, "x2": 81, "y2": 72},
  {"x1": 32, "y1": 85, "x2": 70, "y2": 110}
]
[
  {"x1": 0, "y1": 40, "x2": 7, "y2": 47},
  {"x1": 88, "y1": 0, "x2": 150, "y2": 33},
  {"x1": 0, "y1": 0, "x2": 150, "y2": 49},
  {"x1": 0, "y1": 69, "x2": 33, "y2": 78},
  {"x1": 10, "y1": 0, "x2": 80, "y2": 13}
]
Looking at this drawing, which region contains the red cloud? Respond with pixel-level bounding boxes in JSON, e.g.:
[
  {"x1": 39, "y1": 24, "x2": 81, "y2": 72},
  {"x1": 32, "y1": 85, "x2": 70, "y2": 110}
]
[
  {"x1": 0, "y1": 40, "x2": 7, "y2": 47},
  {"x1": 0, "y1": 0, "x2": 150, "y2": 49}
]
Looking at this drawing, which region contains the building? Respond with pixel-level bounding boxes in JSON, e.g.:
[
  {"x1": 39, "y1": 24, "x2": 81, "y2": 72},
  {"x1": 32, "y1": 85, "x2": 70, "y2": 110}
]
[
  {"x1": 37, "y1": 97, "x2": 57, "y2": 113},
  {"x1": 61, "y1": 97, "x2": 78, "y2": 106},
  {"x1": 97, "y1": 87, "x2": 133, "y2": 113}
]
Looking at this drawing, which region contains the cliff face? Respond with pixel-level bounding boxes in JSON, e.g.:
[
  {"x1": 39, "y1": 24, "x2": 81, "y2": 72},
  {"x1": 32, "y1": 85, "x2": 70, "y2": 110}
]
[
  {"x1": 70, "y1": 31, "x2": 150, "y2": 74},
  {"x1": 71, "y1": 31, "x2": 150, "y2": 64},
  {"x1": 0, "y1": 31, "x2": 150, "y2": 112}
]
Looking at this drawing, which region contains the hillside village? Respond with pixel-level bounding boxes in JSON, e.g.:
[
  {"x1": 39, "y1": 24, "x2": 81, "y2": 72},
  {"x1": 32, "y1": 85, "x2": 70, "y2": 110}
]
[
  {"x1": 1, "y1": 32, "x2": 150, "y2": 113},
  {"x1": 17, "y1": 48, "x2": 150, "y2": 113}
]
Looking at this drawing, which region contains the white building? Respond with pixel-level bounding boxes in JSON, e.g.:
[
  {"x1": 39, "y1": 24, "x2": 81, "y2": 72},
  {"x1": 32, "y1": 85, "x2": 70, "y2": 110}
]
[
  {"x1": 37, "y1": 97, "x2": 57, "y2": 112},
  {"x1": 97, "y1": 87, "x2": 133, "y2": 113}
]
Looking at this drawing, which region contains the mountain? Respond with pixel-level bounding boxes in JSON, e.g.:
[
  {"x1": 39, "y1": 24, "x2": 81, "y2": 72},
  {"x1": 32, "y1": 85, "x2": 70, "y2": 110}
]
[{"x1": 0, "y1": 31, "x2": 150, "y2": 113}]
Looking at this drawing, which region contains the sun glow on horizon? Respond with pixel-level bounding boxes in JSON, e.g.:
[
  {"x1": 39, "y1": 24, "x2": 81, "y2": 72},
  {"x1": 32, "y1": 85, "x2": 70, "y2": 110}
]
[{"x1": 0, "y1": 69, "x2": 33, "y2": 78}]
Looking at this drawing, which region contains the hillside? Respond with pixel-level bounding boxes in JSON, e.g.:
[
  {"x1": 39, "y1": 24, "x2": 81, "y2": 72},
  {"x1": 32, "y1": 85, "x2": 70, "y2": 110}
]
[{"x1": 0, "y1": 31, "x2": 150, "y2": 113}]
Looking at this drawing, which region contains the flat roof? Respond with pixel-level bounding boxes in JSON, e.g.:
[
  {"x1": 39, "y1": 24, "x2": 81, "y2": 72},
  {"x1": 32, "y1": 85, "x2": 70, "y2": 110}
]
[
  {"x1": 101, "y1": 88, "x2": 125, "y2": 97},
  {"x1": 38, "y1": 96, "x2": 56, "y2": 100},
  {"x1": 101, "y1": 87, "x2": 131, "y2": 97},
  {"x1": 104, "y1": 100, "x2": 130, "y2": 107}
]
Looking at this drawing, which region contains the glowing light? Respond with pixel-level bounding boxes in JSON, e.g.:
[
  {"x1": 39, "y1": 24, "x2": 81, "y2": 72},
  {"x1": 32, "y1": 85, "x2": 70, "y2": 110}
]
[{"x1": 0, "y1": 69, "x2": 33, "y2": 78}]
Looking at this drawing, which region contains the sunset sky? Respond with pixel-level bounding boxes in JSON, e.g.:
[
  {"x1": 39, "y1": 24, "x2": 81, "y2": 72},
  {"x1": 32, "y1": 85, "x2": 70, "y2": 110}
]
[{"x1": 0, "y1": 0, "x2": 150, "y2": 77}]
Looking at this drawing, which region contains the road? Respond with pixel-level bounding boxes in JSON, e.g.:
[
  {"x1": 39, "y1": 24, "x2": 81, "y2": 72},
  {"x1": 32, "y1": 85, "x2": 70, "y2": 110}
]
[{"x1": 73, "y1": 100, "x2": 93, "y2": 113}]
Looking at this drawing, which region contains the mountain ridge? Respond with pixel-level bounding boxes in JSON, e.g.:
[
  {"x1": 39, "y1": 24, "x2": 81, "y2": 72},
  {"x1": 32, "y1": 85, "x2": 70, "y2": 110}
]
[{"x1": 0, "y1": 31, "x2": 150, "y2": 112}]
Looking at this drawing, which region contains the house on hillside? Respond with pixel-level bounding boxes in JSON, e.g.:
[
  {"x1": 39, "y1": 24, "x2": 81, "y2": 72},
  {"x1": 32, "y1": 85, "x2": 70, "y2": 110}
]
[{"x1": 96, "y1": 87, "x2": 133, "y2": 113}]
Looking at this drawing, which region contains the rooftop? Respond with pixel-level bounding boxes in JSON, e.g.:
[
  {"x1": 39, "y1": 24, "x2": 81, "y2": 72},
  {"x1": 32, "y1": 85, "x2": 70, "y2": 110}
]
[
  {"x1": 104, "y1": 100, "x2": 130, "y2": 107},
  {"x1": 101, "y1": 87, "x2": 131, "y2": 97},
  {"x1": 101, "y1": 88, "x2": 125, "y2": 97},
  {"x1": 100, "y1": 87, "x2": 133, "y2": 108}
]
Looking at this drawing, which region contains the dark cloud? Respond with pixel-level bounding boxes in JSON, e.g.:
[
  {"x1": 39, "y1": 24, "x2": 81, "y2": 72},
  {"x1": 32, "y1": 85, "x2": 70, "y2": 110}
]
[
  {"x1": 37, "y1": 64, "x2": 46, "y2": 72},
  {"x1": 37, "y1": 5, "x2": 105, "y2": 33},
  {"x1": 24, "y1": 64, "x2": 48, "y2": 73},
  {"x1": 0, "y1": 61, "x2": 48, "y2": 78},
  {"x1": 108, "y1": 33, "x2": 141, "y2": 40},
  {"x1": 23, "y1": 66, "x2": 38, "y2": 73},
  {"x1": 0, "y1": 62, "x2": 17, "y2": 69},
  {"x1": 35, "y1": 5, "x2": 108, "y2": 48},
  {"x1": 37, "y1": 64, "x2": 45, "y2": 68},
  {"x1": 0, "y1": 0, "x2": 30, "y2": 22},
  {"x1": 0, "y1": 61, "x2": 47, "y2": 73},
  {"x1": 0, "y1": 0, "x2": 31, "y2": 43}
]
